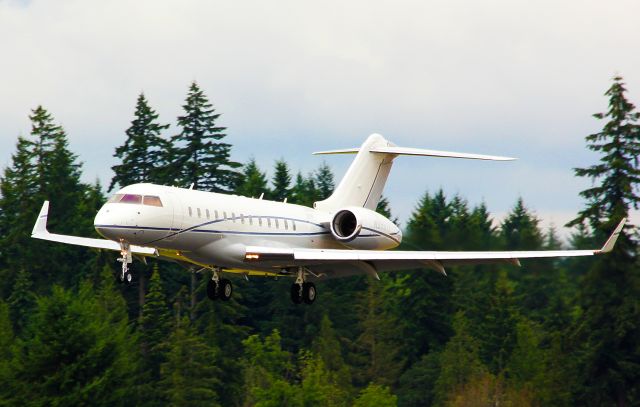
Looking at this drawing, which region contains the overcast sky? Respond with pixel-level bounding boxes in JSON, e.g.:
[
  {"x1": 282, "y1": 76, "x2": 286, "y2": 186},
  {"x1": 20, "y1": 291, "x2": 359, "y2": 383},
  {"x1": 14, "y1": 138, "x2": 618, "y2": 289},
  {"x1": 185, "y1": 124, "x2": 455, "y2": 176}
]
[{"x1": 1, "y1": 0, "x2": 639, "y2": 239}]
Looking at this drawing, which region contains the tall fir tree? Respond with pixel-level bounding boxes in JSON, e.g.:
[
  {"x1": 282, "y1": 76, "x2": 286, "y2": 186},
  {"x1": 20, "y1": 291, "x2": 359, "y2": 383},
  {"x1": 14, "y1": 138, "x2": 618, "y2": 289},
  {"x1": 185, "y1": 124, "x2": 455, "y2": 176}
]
[
  {"x1": 169, "y1": 81, "x2": 241, "y2": 191},
  {"x1": 566, "y1": 76, "x2": 640, "y2": 406},
  {"x1": 159, "y1": 317, "x2": 221, "y2": 407},
  {"x1": 314, "y1": 162, "x2": 335, "y2": 200},
  {"x1": 109, "y1": 93, "x2": 169, "y2": 191},
  {"x1": 271, "y1": 159, "x2": 292, "y2": 202},
  {"x1": 236, "y1": 158, "x2": 270, "y2": 198}
]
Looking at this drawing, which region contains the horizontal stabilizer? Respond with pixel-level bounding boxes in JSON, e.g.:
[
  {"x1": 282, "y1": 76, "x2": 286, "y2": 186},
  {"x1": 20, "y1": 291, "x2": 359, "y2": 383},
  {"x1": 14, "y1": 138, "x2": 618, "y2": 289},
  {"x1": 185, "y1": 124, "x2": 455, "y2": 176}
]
[
  {"x1": 314, "y1": 146, "x2": 516, "y2": 161},
  {"x1": 32, "y1": 201, "x2": 155, "y2": 255}
]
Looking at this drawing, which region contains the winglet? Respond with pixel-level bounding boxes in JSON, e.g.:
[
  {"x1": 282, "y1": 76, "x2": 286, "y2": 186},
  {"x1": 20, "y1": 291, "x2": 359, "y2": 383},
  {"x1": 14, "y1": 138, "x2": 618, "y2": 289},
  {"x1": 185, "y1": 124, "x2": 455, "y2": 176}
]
[
  {"x1": 598, "y1": 218, "x2": 627, "y2": 254},
  {"x1": 32, "y1": 201, "x2": 50, "y2": 236}
]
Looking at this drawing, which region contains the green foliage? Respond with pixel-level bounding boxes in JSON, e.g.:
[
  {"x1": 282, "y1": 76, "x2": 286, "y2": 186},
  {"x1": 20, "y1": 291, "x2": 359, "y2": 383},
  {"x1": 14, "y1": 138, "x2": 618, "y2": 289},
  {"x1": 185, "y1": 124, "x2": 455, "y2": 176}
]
[
  {"x1": 109, "y1": 93, "x2": 170, "y2": 191},
  {"x1": 159, "y1": 317, "x2": 221, "y2": 406},
  {"x1": 139, "y1": 266, "x2": 171, "y2": 382},
  {"x1": 434, "y1": 312, "x2": 487, "y2": 405},
  {"x1": 169, "y1": 81, "x2": 241, "y2": 191},
  {"x1": 237, "y1": 158, "x2": 270, "y2": 198},
  {"x1": 271, "y1": 159, "x2": 292, "y2": 202},
  {"x1": 7, "y1": 283, "x2": 138, "y2": 406},
  {"x1": 353, "y1": 383, "x2": 398, "y2": 407}
]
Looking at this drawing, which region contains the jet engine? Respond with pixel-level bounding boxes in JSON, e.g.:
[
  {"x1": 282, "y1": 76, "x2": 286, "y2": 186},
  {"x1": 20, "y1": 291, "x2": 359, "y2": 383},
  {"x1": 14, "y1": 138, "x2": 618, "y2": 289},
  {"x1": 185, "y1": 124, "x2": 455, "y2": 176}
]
[{"x1": 329, "y1": 206, "x2": 401, "y2": 250}]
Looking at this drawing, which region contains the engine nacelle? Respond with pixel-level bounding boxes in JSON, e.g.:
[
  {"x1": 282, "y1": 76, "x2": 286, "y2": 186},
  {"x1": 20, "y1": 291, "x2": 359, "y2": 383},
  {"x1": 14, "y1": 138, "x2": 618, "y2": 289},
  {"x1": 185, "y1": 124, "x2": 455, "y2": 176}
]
[{"x1": 329, "y1": 206, "x2": 402, "y2": 250}]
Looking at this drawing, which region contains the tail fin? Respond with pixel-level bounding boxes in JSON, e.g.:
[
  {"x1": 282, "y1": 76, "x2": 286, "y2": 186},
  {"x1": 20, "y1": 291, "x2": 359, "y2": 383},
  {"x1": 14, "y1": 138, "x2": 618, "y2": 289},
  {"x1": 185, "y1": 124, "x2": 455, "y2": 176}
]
[{"x1": 313, "y1": 133, "x2": 515, "y2": 212}]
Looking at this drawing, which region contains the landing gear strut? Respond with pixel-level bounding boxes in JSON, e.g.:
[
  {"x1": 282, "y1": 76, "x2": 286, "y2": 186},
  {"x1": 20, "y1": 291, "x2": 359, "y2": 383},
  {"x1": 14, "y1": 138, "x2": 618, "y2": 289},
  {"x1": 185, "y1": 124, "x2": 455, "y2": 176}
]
[
  {"x1": 290, "y1": 267, "x2": 316, "y2": 305},
  {"x1": 207, "y1": 268, "x2": 233, "y2": 301},
  {"x1": 117, "y1": 241, "x2": 133, "y2": 284}
]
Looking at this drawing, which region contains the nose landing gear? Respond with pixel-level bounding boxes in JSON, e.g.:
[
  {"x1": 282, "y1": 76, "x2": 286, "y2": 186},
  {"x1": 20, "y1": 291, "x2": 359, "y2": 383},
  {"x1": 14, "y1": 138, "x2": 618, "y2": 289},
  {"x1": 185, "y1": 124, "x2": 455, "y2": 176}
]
[{"x1": 117, "y1": 241, "x2": 133, "y2": 284}]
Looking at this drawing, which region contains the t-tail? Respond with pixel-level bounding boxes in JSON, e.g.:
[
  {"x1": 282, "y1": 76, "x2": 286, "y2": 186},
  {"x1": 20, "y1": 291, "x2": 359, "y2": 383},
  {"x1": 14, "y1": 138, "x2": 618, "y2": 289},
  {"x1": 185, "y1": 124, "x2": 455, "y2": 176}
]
[{"x1": 313, "y1": 133, "x2": 515, "y2": 212}]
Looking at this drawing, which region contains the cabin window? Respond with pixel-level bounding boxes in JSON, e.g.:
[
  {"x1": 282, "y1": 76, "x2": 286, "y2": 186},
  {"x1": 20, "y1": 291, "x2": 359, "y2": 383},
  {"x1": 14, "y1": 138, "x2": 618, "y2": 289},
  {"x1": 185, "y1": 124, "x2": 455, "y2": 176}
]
[
  {"x1": 232, "y1": 212, "x2": 236, "y2": 222},
  {"x1": 249, "y1": 216, "x2": 253, "y2": 225},
  {"x1": 223, "y1": 211, "x2": 227, "y2": 219},
  {"x1": 292, "y1": 220, "x2": 297, "y2": 231},
  {"x1": 267, "y1": 218, "x2": 271, "y2": 228},
  {"x1": 284, "y1": 219, "x2": 288, "y2": 230},
  {"x1": 241, "y1": 214, "x2": 245, "y2": 224},
  {"x1": 143, "y1": 195, "x2": 163, "y2": 207},
  {"x1": 197, "y1": 208, "x2": 201, "y2": 218},
  {"x1": 259, "y1": 217, "x2": 262, "y2": 227},
  {"x1": 275, "y1": 219, "x2": 279, "y2": 229},
  {"x1": 188, "y1": 207, "x2": 192, "y2": 217},
  {"x1": 215, "y1": 210, "x2": 219, "y2": 219},
  {"x1": 118, "y1": 194, "x2": 142, "y2": 204},
  {"x1": 206, "y1": 209, "x2": 210, "y2": 219}
]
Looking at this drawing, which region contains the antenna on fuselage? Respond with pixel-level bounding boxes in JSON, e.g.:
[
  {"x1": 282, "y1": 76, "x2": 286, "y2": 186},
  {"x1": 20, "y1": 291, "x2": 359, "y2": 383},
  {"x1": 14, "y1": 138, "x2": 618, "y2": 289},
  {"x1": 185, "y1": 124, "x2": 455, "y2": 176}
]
[
  {"x1": 283, "y1": 198, "x2": 287, "y2": 203},
  {"x1": 259, "y1": 193, "x2": 264, "y2": 200},
  {"x1": 189, "y1": 183, "x2": 194, "y2": 190}
]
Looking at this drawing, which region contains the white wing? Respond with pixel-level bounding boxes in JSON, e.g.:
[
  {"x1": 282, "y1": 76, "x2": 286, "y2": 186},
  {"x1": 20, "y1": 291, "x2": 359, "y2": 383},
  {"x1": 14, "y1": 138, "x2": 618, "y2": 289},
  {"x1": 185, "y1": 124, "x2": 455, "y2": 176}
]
[
  {"x1": 244, "y1": 218, "x2": 625, "y2": 278},
  {"x1": 31, "y1": 201, "x2": 156, "y2": 255}
]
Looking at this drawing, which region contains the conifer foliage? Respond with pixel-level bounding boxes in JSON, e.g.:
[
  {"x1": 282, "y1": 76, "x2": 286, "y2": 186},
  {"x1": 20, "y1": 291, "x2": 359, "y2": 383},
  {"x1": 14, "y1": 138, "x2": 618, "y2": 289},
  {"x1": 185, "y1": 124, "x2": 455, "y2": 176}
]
[
  {"x1": 109, "y1": 93, "x2": 170, "y2": 191},
  {"x1": 170, "y1": 82, "x2": 241, "y2": 191}
]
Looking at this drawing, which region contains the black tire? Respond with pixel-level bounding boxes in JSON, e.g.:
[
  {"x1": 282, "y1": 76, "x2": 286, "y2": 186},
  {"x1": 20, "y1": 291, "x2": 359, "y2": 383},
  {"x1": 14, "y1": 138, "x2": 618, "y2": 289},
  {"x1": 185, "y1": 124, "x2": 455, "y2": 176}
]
[
  {"x1": 207, "y1": 279, "x2": 219, "y2": 301},
  {"x1": 291, "y1": 283, "x2": 303, "y2": 304},
  {"x1": 302, "y1": 282, "x2": 317, "y2": 304},
  {"x1": 220, "y1": 279, "x2": 233, "y2": 301}
]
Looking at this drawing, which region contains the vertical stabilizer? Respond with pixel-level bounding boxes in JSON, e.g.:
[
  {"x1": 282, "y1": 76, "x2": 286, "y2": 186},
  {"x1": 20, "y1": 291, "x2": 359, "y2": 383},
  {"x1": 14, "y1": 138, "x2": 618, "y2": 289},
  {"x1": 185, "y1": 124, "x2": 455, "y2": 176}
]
[{"x1": 314, "y1": 134, "x2": 396, "y2": 212}]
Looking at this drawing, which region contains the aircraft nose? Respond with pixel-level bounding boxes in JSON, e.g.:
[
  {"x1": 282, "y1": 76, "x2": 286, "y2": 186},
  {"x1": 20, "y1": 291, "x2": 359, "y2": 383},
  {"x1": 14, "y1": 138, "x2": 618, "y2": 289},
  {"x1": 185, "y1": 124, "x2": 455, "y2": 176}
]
[{"x1": 94, "y1": 204, "x2": 117, "y2": 239}]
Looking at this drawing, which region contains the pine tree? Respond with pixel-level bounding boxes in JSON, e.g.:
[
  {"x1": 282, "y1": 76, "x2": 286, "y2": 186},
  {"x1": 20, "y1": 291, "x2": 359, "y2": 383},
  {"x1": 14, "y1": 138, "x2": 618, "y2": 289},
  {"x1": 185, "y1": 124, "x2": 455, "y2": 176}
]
[
  {"x1": 8, "y1": 284, "x2": 138, "y2": 406},
  {"x1": 139, "y1": 266, "x2": 171, "y2": 382},
  {"x1": 566, "y1": 76, "x2": 640, "y2": 406},
  {"x1": 0, "y1": 300, "x2": 13, "y2": 398},
  {"x1": 312, "y1": 314, "x2": 352, "y2": 396},
  {"x1": 7, "y1": 268, "x2": 34, "y2": 333},
  {"x1": 354, "y1": 278, "x2": 404, "y2": 387},
  {"x1": 353, "y1": 383, "x2": 398, "y2": 407},
  {"x1": 271, "y1": 159, "x2": 292, "y2": 202},
  {"x1": 109, "y1": 93, "x2": 170, "y2": 191},
  {"x1": 434, "y1": 312, "x2": 487, "y2": 406},
  {"x1": 236, "y1": 158, "x2": 270, "y2": 198},
  {"x1": 159, "y1": 317, "x2": 221, "y2": 406},
  {"x1": 290, "y1": 171, "x2": 319, "y2": 207},
  {"x1": 314, "y1": 162, "x2": 335, "y2": 200},
  {"x1": 169, "y1": 81, "x2": 241, "y2": 191}
]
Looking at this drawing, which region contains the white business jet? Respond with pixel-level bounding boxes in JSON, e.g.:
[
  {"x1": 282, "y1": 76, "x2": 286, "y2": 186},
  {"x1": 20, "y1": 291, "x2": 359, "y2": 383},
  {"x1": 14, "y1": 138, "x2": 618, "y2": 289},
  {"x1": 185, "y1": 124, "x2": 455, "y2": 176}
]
[{"x1": 32, "y1": 134, "x2": 625, "y2": 305}]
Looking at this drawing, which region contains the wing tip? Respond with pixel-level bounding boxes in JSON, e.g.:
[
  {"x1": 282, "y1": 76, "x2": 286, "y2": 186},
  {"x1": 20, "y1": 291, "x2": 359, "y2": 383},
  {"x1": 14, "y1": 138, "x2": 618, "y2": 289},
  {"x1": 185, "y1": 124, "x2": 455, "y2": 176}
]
[{"x1": 598, "y1": 217, "x2": 627, "y2": 254}]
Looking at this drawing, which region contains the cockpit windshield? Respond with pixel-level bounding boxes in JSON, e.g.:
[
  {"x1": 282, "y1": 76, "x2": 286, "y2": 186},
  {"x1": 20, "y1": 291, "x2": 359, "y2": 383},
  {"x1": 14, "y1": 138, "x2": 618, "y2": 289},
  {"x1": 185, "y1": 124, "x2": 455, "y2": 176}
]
[{"x1": 108, "y1": 194, "x2": 163, "y2": 207}]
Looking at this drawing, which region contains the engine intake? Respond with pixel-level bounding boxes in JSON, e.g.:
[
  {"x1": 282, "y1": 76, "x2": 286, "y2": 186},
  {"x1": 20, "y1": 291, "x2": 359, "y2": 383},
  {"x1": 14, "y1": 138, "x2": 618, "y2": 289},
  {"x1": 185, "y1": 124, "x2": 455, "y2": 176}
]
[{"x1": 331, "y1": 209, "x2": 362, "y2": 241}]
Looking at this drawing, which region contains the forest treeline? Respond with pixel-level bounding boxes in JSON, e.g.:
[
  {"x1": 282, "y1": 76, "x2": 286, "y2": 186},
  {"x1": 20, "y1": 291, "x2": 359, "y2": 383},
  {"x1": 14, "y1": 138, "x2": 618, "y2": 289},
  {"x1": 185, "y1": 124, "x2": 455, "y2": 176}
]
[{"x1": 0, "y1": 78, "x2": 639, "y2": 406}]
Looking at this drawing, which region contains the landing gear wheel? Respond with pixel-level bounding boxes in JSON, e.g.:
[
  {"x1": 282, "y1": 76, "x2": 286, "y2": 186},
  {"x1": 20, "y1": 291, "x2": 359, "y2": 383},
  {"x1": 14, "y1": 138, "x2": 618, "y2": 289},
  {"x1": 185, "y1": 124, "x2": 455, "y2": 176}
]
[
  {"x1": 219, "y1": 279, "x2": 233, "y2": 301},
  {"x1": 124, "y1": 271, "x2": 133, "y2": 285},
  {"x1": 302, "y1": 282, "x2": 316, "y2": 304},
  {"x1": 207, "y1": 279, "x2": 220, "y2": 300},
  {"x1": 291, "y1": 283, "x2": 303, "y2": 304}
]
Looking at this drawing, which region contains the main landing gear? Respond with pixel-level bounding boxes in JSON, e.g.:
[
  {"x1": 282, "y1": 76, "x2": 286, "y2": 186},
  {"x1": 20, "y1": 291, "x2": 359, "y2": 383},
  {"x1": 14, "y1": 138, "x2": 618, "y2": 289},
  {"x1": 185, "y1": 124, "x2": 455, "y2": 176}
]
[
  {"x1": 117, "y1": 241, "x2": 133, "y2": 284},
  {"x1": 290, "y1": 267, "x2": 316, "y2": 305},
  {"x1": 206, "y1": 268, "x2": 233, "y2": 301}
]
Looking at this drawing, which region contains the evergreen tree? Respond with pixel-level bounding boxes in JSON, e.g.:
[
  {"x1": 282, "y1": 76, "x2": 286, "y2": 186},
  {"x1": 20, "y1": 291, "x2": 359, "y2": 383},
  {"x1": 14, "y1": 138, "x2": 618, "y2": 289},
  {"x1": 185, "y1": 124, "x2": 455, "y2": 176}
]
[
  {"x1": 434, "y1": 312, "x2": 487, "y2": 406},
  {"x1": 169, "y1": 81, "x2": 241, "y2": 191},
  {"x1": 7, "y1": 268, "x2": 34, "y2": 333},
  {"x1": 566, "y1": 76, "x2": 640, "y2": 406},
  {"x1": 8, "y1": 284, "x2": 138, "y2": 406},
  {"x1": 271, "y1": 159, "x2": 292, "y2": 202},
  {"x1": 139, "y1": 266, "x2": 171, "y2": 383},
  {"x1": 236, "y1": 158, "x2": 270, "y2": 198},
  {"x1": 353, "y1": 383, "x2": 398, "y2": 407},
  {"x1": 291, "y1": 171, "x2": 320, "y2": 206},
  {"x1": 109, "y1": 93, "x2": 170, "y2": 191},
  {"x1": 0, "y1": 300, "x2": 13, "y2": 399},
  {"x1": 159, "y1": 317, "x2": 221, "y2": 406},
  {"x1": 314, "y1": 162, "x2": 335, "y2": 200},
  {"x1": 354, "y1": 278, "x2": 404, "y2": 387},
  {"x1": 480, "y1": 271, "x2": 519, "y2": 374},
  {"x1": 312, "y1": 314, "x2": 352, "y2": 396},
  {"x1": 299, "y1": 351, "x2": 350, "y2": 407}
]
